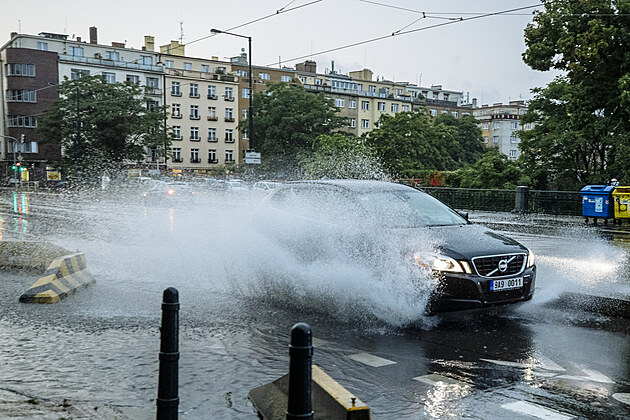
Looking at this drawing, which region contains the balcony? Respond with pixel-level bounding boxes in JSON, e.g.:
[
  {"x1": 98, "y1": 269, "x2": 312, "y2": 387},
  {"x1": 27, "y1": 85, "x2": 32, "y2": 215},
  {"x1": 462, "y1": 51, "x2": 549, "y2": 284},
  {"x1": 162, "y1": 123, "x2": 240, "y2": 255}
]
[
  {"x1": 190, "y1": 136, "x2": 201, "y2": 142},
  {"x1": 225, "y1": 117, "x2": 235, "y2": 123},
  {"x1": 207, "y1": 94, "x2": 218, "y2": 100},
  {"x1": 190, "y1": 115, "x2": 200, "y2": 120},
  {"x1": 145, "y1": 87, "x2": 162, "y2": 96},
  {"x1": 208, "y1": 159, "x2": 219, "y2": 164},
  {"x1": 190, "y1": 158, "x2": 201, "y2": 163},
  {"x1": 207, "y1": 116, "x2": 218, "y2": 121},
  {"x1": 62, "y1": 54, "x2": 163, "y2": 72}
]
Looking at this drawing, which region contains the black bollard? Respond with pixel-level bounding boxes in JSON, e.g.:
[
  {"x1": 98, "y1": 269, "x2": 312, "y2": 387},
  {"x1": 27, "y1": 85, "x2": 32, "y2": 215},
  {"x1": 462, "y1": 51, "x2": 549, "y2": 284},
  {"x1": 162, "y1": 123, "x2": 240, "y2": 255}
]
[
  {"x1": 286, "y1": 323, "x2": 314, "y2": 420},
  {"x1": 157, "y1": 287, "x2": 180, "y2": 420}
]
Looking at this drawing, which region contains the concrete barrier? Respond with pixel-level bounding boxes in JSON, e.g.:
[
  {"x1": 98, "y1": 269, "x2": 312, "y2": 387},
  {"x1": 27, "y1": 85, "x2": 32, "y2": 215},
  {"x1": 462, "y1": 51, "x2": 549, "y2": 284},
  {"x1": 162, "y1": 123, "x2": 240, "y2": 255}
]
[
  {"x1": 248, "y1": 364, "x2": 370, "y2": 420},
  {"x1": 19, "y1": 252, "x2": 95, "y2": 304}
]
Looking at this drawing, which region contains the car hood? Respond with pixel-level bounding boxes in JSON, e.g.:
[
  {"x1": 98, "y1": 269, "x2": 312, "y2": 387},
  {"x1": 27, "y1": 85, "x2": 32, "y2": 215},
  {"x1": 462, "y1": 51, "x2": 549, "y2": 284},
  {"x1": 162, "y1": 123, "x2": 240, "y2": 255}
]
[{"x1": 397, "y1": 224, "x2": 528, "y2": 260}]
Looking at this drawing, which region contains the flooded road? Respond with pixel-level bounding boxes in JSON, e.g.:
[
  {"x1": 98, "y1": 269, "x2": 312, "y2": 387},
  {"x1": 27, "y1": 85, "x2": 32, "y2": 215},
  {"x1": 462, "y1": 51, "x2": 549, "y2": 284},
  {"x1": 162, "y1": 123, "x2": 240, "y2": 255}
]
[{"x1": 1, "y1": 189, "x2": 629, "y2": 419}]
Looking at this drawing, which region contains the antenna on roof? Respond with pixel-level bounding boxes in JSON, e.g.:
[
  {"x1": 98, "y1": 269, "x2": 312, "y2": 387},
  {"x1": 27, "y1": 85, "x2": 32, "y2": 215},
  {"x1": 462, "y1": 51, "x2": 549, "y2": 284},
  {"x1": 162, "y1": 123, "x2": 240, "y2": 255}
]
[{"x1": 179, "y1": 21, "x2": 184, "y2": 44}]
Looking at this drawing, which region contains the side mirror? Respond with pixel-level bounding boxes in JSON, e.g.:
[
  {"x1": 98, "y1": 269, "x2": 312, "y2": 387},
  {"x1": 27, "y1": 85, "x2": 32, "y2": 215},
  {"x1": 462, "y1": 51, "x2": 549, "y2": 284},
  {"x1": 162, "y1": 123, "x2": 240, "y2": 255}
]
[{"x1": 457, "y1": 211, "x2": 469, "y2": 222}]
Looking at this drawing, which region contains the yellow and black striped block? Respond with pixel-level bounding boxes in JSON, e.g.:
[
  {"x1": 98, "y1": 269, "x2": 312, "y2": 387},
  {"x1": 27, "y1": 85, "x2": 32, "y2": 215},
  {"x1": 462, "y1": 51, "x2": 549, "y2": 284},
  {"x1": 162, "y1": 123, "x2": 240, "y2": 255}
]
[{"x1": 19, "y1": 253, "x2": 95, "y2": 304}]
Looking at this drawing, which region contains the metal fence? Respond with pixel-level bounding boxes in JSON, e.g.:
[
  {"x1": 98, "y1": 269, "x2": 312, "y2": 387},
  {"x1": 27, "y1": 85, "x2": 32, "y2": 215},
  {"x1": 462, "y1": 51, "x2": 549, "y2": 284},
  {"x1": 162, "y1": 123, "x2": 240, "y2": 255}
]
[{"x1": 418, "y1": 186, "x2": 582, "y2": 216}]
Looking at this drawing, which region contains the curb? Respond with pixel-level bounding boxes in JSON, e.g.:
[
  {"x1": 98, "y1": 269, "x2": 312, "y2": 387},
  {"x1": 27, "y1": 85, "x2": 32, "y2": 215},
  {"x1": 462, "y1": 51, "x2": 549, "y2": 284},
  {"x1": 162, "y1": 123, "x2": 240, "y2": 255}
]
[
  {"x1": 19, "y1": 252, "x2": 95, "y2": 304},
  {"x1": 550, "y1": 292, "x2": 630, "y2": 319},
  {"x1": 0, "y1": 240, "x2": 70, "y2": 271}
]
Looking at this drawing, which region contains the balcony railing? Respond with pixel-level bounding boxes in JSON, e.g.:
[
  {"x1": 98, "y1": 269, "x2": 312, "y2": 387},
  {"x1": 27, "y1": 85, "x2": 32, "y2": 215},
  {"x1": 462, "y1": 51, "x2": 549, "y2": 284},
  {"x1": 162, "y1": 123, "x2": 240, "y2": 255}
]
[
  {"x1": 145, "y1": 87, "x2": 162, "y2": 96},
  {"x1": 62, "y1": 55, "x2": 163, "y2": 72}
]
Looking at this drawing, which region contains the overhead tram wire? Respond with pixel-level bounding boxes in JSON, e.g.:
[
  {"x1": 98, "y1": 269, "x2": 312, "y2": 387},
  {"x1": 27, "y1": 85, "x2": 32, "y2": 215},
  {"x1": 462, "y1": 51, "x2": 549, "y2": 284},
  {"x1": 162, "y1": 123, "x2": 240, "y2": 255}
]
[
  {"x1": 266, "y1": 3, "x2": 541, "y2": 67},
  {"x1": 184, "y1": 0, "x2": 323, "y2": 46}
]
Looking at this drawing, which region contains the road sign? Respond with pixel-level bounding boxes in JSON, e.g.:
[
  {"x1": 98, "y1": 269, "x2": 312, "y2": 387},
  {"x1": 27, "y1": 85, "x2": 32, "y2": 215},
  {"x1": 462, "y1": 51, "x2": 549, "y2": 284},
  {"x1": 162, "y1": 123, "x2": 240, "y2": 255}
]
[{"x1": 244, "y1": 151, "x2": 261, "y2": 164}]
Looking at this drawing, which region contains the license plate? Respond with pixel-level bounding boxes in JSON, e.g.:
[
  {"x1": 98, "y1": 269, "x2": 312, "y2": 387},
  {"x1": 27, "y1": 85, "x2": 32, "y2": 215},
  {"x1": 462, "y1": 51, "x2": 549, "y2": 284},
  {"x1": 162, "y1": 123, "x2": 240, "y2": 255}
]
[{"x1": 490, "y1": 277, "x2": 523, "y2": 291}]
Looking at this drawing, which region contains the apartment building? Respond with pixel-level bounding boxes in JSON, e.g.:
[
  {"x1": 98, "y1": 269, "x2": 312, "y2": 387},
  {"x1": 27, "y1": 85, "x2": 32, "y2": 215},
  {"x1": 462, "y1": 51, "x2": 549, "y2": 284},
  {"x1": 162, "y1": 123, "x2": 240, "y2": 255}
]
[
  {"x1": 160, "y1": 42, "x2": 240, "y2": 176},
  {"x1": 0, "y1": 29, "x2": 164, "y2": 181},
  {"x1": 405, "y1": 84, "x2": 473, "y2": 118},
  {"x1": 230, "y1": 53, "x2": 299, "y2": 159},
  {"x1": 474, "y1": 100, "x2": 531, "y2": 160}
]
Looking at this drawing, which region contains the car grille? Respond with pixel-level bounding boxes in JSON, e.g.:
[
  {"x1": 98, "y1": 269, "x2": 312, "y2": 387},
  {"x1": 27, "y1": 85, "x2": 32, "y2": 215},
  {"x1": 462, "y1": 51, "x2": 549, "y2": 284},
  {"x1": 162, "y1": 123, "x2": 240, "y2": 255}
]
[{"x1": 472, "y1": 254, "x2": 526, "y2": 278}]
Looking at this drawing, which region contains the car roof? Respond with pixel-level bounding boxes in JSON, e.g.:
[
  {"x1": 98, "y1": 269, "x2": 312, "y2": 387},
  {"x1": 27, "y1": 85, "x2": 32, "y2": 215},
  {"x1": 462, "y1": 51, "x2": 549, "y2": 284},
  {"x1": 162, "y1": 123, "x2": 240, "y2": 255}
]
[{"x1": 285, "y1": 179, "x2": 414, "y2": 193}]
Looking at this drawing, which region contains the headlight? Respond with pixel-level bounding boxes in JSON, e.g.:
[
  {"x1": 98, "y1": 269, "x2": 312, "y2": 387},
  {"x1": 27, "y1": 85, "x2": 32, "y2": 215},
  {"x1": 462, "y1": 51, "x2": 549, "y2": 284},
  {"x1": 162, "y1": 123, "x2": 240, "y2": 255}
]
[
  {"x1": 414, "y1": 253, "x2": 465, "y2": 273},
  {"x1": 526, "y1": 248, "x2": 535, "y2": 267}
]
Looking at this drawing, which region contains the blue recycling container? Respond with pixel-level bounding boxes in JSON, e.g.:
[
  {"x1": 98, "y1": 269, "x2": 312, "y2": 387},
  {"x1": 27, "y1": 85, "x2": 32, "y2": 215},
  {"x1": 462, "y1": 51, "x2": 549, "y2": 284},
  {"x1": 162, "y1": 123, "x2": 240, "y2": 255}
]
[{"x1": 580, "y1": 185, "x2": 615, "y2": 219}]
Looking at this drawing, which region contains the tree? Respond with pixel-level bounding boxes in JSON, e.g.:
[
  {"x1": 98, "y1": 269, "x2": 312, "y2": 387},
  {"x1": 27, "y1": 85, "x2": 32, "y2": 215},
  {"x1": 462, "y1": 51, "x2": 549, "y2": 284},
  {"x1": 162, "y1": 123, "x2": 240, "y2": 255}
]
[
  {"x1": 240, "y1": 83, "x2": 347, "y2": 173},
  {"x1": 364, "y1": 110, "x2": 485, "y2": 177},
  {"x1": 459, "y1": 148, "x2": 527, "y2": 189},
  {"x1": 38, "y1": 75, "x2": 170, "y2": 181},
  {"x1": 520, "y1": 0, "x2": 630, "y2": 189},
  {"x1": 299, "y1": 133, "x2": 388, "y2": 180}
]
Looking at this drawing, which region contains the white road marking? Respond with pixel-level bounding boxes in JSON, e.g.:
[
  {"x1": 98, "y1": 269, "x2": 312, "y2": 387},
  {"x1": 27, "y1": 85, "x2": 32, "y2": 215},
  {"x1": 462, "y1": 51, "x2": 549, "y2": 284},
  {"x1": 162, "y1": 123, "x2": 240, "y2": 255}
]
[
  {"x1": 413, "y1": 373, "x2": 469, "y2": 387},
  {"x1": 348, "y1": 352, "x2": 396, "y2": 367},
  {"x1": 480, "y1": 358, "x2": 529, "y2": 368},
  {"x1": 502, "y1": 401, "x2": 575, "y2": 420},
  {"x1": 535, "y1": 355, "x2": 566, "y2": 372},
  {"x1": 612, "y1": 393, "x2": 630, "y2": 405},
  {"x1": 481, "y1": 358, "x2": 614, "y2": 384}
]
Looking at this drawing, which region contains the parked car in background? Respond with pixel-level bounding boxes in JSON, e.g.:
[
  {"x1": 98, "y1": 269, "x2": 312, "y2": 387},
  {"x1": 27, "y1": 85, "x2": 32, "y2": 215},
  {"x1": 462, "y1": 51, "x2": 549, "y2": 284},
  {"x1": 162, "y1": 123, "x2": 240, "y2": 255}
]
[
  {"x1": 140, "y1": 181, "x2": 196, "y2": 205},
  {"x1": 253, "y1": 181, "x2": 282, "y2": 191},
  {"x1": 226, "y1": 179, "x2": 249, "y2": 192},
  {"x1": 251, "y1": 180, "x2": 536, "y2": 314}
]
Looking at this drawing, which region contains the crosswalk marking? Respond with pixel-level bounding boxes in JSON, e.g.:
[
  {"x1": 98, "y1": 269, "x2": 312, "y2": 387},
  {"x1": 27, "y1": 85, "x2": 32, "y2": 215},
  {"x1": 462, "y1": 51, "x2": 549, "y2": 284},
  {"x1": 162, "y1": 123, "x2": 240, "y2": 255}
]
[
  {"x1": 413, "y1": 373, "x2": 469, "y2": 388},
  {"x1": 502, "y1": 401, "x2": 575, "y2": 420},
  {"x1": 348, "y1": 352, "x2": 396, "y2": 367}
]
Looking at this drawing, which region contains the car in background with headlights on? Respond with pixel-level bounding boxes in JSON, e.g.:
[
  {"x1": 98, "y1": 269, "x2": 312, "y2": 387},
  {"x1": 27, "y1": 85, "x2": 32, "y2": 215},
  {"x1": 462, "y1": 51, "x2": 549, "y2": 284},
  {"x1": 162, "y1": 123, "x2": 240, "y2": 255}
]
[
  {"x1": 250, "y1": 180, "x2": 535, "y2": 313},
  {"x1": 140, "y1": 181, "x2": 197, "y2": 205}
]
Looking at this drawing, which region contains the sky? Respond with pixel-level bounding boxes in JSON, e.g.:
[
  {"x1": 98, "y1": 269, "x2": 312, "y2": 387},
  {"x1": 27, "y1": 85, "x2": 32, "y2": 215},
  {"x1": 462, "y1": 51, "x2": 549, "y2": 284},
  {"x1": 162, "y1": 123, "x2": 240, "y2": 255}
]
[{"x1": 1, "y1": 0, "x2": 561, "y2": 105}]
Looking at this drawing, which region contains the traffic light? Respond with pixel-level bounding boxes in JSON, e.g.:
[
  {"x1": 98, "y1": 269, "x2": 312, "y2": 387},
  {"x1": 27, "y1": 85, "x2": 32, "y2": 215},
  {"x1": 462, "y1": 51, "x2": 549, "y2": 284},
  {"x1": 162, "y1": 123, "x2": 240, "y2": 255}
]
[{"x1": 11, "y1": 164, "x2": 16, "y2": 170}]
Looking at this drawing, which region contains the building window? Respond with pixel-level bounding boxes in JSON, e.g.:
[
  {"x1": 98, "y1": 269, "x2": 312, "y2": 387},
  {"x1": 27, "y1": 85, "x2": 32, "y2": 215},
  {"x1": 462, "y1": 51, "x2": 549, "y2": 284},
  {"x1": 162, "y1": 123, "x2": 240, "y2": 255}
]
[
  {"x1": 171, "y1": 104, "x2": 181, "y2": 118},
  {"x1": 509, "y1": 150, "x2": 518, "y2": 158},
  {"x1": 349, "y1": 118, "x2": 356, "y2": 128},
  {"x1": 106, "y1": 51, "x2": 120, "y2": 61},
  {"x1": 377, "y1": 102, "x2": 386, "y2": 111},
  {"x1": 281, "y1": 75, "x2": 291, "y2": 82},
  {"x1": 493, "y1": 136, "x2": 499, "y2": 143},
  {"x1": 451, "y1": 111, "x2": 458, "y2": 118},
  {"x1": 172, "y1": 126, "x2": 181, "y2": 139},
  {"x1": 361, "y1": 101, "x2": 369, "y2": 110},
  {"x1": 6, "y1": 90, "x2": 36, "y2": 103},
  {"x1": 68, "y1": 46, "x2": 84, "y2": 57},
  {"x1": 443, "y1": 93, "x2": 450, "y2": 101},
  {"x1": 103, "y1": 72, "x2": 116, "y2": 84},
  {"x1": 184, "y1": 62, "x2": 192, "y2": 70},
  {"x1": 7, "y1": 115, "x2": 37, "y2": 127},
  {"x1": 525, "y1": 123, "x2": 532, "y2": 130},
  {"x1": 201, "y1": 64, "x2": 209, "y2": 73},
  {"x1": 349, "y1": 100, "x2": 357, "y2": 109},
  {"x1": 208, "y1": 85, "x2": 217, "y2": 99},
  {"x1": 191, "y1": 127, "x2": 200, "y2": 141},
  {"x1": 208, "y1": 128, "x2": 217, "y2": 142},
  {"x1": 126, "y1": 74, "x2": 139, "y2": 84},
  {"x1": 140, "y1": 56, "x2": 153, "y2": 65},
  {"x1": 361, "y1": 119, "x2": 369, "y2": 129},
  {"x1": 225, "y1": 108, "x2": 234, "y2": 121},
  {"x1": 483, "y1": 136, "x2": 489, "y2": 143},
  {"x1": 368, "y1": 85, "x2": 376, "y2": 93},
  {"x1": 237, "y1": 69, "x2": 248, "y2": 78},
  {"x1": 493, "y1": 122, "x2": 499, "y2": 129},
  {"x1": 314, "y1": 78, "x2": 322, "y2": 85},
  {"x1": 391, "y1": 103, "x2": 399, "y2": 113},
  {"x1": 191, "y1": 148, "x2": 200, "y2": 162},
  {"x1": 242, "y1": 88, "x2": 250, "y2": 98},
  {"x1": 147, "y1": 100, "x2": 158, "y2": 111},
  {"x1": 171, "y1": 81, "x2": 181, "y2": 96},
  {"x1": 242, "y1": 109, "x2": 248, "y2": 119},
  {"x1": 225, "y1": 149, "x2": 234, "y2": 162},
  {"x1": 510, "y1": 133, "x2": 519, "y2": 143},
  {"x1": 190, "y1": 105, "x2": 199, "y2": 119},
  {"x1": 402, "y1": 105, "x2": 410, "y2": 112},
  {"x1": 441, "y1": 110, "x2": 448, "y2": 114},
  {"x1": 172, "y1": 148, "x2": 181, "y2": 162},
  {"x1": 259, "y1": 72, "x2": 270, "y2": 80},
  {"x1": 189, "y1": 83, "x2": 199, "y2": 98},
  {"x1": 70, "y1": 68, "x2": 89, "y2": 80},
  {"x1": 225, "y1": 87, "x2": 234, "y2": 100},
  {"x1": 511, "y1": 121, "x2": 519, "y2": 129},
  {"x1": 482, "y1": 122, "x2": 489, "y2": 130},
  {"x1": 335, "y1": 98, "x2": 345, "y2": 108},
  {"x1": 430, "y1": 109, "x2": 437, "y2": 117},
  {"x1": 146, "y1": 77, "x2": 159, "y2": 89},
  {"x1": 208, "y1": 107, "x2": 217, "y2": 120},
  {"x1": 225, "y1": 129, "x2": 234, "y2": 142},
  {"x1": 208, "y1": 149, "x2": 217, "y2": 163},
  {"x1": 165, "y1": 60, "x2": 174, "y2": 68}
]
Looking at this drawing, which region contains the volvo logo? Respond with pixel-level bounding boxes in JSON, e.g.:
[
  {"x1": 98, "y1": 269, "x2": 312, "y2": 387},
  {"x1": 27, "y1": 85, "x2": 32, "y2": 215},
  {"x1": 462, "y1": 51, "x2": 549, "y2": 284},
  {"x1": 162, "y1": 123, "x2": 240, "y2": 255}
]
[{"x1": 498, "y1": 259, "x2": 509, "y2": 273}]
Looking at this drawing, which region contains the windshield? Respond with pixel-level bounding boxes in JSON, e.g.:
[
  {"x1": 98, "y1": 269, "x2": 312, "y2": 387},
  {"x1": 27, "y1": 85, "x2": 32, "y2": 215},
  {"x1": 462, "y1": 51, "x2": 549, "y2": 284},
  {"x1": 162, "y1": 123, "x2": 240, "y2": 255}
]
[{"x1": 356, "y1": 190, "x2": 467, "y2": 227}]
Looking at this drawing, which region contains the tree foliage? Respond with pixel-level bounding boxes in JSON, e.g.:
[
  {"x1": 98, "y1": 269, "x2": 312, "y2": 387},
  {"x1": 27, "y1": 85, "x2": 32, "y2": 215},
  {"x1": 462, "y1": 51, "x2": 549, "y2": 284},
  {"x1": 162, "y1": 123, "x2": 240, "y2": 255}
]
[
  {"x1": 38, "y1": 75, "x2": 170, "y2": 180},
  {"x1": 459, "y1": 148, "x2": 527, "y2": 189},
  {"x1": 363, "y1": 110, "x2": 486, "y2": 178},
  {"x1": 300, "y1": 133, "x2": 388, "y2": 180},
  {"x1": 242, "y1": 83, "x2": 347, "y2": 172},
  {"x1": 520, "y1": 0, "x2": 630, "y2": 189}
]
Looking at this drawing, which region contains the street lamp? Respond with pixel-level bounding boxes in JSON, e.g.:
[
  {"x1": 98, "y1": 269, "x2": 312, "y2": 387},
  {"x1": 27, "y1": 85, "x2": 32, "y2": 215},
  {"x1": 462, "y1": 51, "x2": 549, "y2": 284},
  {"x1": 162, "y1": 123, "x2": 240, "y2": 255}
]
[{"x1": 210, "y1": 28, "x2": 254, "y2": 155}]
